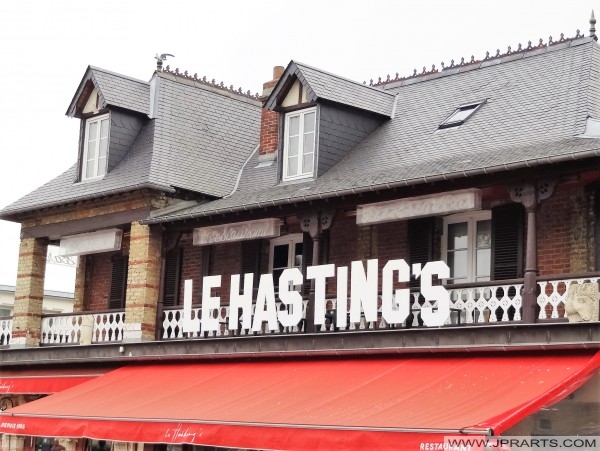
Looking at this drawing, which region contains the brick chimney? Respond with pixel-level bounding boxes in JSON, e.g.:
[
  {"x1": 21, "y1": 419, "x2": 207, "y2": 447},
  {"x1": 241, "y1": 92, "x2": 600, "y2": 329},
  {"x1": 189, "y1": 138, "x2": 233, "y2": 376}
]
[{"x1": 259, "y1": 66, "x2": 284, "y2": 156}]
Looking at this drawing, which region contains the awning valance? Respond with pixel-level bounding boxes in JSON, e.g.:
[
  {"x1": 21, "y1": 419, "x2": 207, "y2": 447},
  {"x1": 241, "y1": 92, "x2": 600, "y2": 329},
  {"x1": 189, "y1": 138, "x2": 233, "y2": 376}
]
[
  {"x1": 0, "y1": 366, "x2": 113, "y2": 394},
  {"x1": 1, "y1": 353, "x2": 598, "y2": 450}
]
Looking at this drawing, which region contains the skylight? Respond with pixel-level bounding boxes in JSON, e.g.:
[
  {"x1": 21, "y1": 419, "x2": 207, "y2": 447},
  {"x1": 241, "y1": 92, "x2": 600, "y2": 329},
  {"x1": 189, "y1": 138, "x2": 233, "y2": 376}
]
[{"x1": 439, "y1": 101, "x2": 484, "y2": 129}]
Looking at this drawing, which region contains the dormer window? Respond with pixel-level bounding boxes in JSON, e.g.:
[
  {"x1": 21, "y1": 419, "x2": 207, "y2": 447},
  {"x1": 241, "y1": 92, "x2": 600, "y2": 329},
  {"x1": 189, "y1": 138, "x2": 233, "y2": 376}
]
[
  {"x1": 82, "y1": 114, "x2": 109, "y2": 180},
  {"x1": 439, "y1": 101, "x2": 484, "y2": 129},
  {"x1": 283, "y1": 107, "x2": 316, "y2": 181}
]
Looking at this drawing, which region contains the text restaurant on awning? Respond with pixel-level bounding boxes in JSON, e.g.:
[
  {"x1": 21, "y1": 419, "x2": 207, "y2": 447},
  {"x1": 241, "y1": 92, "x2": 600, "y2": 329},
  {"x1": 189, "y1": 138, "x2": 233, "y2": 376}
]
[
  {"x1": 0, "y1": 366, "x2": 115, "y2": 394},
  {"x1": 1, "y1": 352, "x2": 599, "y2": 451}
]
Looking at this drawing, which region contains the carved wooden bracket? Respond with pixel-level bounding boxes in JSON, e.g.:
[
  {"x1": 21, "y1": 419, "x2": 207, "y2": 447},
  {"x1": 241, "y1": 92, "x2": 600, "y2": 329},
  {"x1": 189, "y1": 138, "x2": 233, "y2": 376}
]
[
  {"x1": 300, "y1": 211, "x2": 336, "y2": 239},
  {"x1": 508, "y1": 180, "x2": 556, "y2": 209}
]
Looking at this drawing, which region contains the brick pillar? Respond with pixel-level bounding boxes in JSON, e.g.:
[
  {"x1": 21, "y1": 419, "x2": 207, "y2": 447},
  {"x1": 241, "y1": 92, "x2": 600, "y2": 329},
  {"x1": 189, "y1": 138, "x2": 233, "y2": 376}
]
[
  {"x1": 11, "y1": 237, "x2": 48, "y2": 347},
  {"x1": 259, "y1": 66, "x2": 284, "y2": 156},
  {"x1": 123, "y1": 222, "x2": 162, "y2": 341},
  {"x1": 72, "y1": 255, "x2": 87, "y2": 311}
]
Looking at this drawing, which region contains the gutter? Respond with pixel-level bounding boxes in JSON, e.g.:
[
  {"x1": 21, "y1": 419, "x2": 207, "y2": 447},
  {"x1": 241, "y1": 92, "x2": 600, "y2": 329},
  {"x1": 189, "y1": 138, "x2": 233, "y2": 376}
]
[{"x1": 142, "y1": 144, "x2": 600, "y2": 224}]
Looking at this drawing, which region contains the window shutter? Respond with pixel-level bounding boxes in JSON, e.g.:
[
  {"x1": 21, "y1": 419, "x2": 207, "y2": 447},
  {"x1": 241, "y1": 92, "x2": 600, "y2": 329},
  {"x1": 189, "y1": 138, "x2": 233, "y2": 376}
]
[
  {"x1": 492, "y1": 203, "x2": 524, "y2": 280},
  {"x1": 162, "y1": 248, "x2": 182, "y2": 307},
  {"x1": 302, "y1": 233, "x2": 314, "y2": 295},
  {"x1": 241, "y1": 240, "x2": 261, "y2": 295},
  {"x1": 109, "y1": 255, "x2": 128, "y2": 309},
  {"x1": 408, "y1": 218, "x2": 434, "y2": 288}
]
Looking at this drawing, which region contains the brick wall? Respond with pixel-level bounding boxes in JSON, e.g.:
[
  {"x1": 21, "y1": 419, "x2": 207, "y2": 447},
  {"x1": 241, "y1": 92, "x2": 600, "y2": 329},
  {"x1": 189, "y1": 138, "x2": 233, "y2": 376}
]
[
  {"x1": 82, "y1": 235, "x2": 131, "y2": 311},
  {"x1": 11, "y1": 237, "x2": 48, "y2": 346}
]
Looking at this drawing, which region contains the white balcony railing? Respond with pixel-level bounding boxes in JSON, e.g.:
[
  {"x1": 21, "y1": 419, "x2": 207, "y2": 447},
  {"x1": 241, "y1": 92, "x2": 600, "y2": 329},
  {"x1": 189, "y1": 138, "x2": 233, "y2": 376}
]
[
  {"x1": 0, "y1": 275, "x2": 592, "y2": 346},
  {"x1": 0, "y1": 317, "x2": 12, "y2": 346},
  {"x1": 40, "y1": 311, "x2": 125, "y2": 345}
]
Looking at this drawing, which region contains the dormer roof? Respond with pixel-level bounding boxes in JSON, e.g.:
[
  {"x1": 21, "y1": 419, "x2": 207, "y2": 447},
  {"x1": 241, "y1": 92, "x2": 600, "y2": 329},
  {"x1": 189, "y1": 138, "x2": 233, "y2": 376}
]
[
  {"x1": 0, "y1": 66, "x2": 261, "y2": 219},
  {"x1": 66, "y1": 66, "x2": 151, "y2": 118},
  {"x1": 265, "y1": 61, "x2": 396, "y2": 117}
]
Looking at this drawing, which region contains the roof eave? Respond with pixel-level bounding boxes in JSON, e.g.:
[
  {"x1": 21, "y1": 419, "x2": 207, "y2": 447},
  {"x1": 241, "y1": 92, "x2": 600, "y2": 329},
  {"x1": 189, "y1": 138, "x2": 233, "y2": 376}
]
[{"x1": 142, "y1": 144, "x2": 600, "y2": 225}]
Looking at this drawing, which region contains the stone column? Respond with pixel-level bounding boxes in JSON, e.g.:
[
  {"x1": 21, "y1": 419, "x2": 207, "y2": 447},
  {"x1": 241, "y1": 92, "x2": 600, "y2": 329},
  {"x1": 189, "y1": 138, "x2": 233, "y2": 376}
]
[
  {"x1": 11, "y1": 237, "x2": 48, "y2": 347},
  {"x1": 1, "y1": 434, "x2": 25, "y2": 451},
  {"x1": 509, "y1": 181, "x2": 555, "y2": 323},
  {"x1": 72, "y1": 255, "x2": 87, "y2": 312},
  {"x1": 300, "y1": 211, "x2": 335, "y2": 333},
  {"x1": 123, "y1": 221, "x2": 162, "y2": 342}
]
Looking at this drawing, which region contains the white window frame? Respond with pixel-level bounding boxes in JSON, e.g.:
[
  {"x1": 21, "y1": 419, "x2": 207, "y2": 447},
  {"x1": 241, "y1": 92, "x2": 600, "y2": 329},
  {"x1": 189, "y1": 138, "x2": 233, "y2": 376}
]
[
  {"x1": 269, "y1": 233, "x2": 304, "y2": 293},
  {"x1": 282, "y1": 107, "x2": 317, "y2": 181},
  {"x1": 81, "y1": 113, "x2": 110, "y2": 181},
  {"x1": 441, "y1": 210, "x2": 492, "y2": 284}
]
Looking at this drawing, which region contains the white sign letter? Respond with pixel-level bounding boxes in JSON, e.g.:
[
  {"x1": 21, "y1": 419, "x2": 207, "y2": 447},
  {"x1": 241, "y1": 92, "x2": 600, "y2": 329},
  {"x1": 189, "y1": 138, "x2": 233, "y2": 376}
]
[
  {"x1": 201, "y1": 275, "x2": 222, "y2": 332},
  {"x1": 307, "y1": 264, "x2": 335, "y2": 326},
  {"x1": 419, "y1": 261, "x2": 451, "y2": 327},
  {"x1": 252, "y1": 274, "x2": 279, "y2": 332},
  {"x1": 382, "y1": 259, "x2": 410, "y2": 325},
  {"x1": 229, "y1": 273, "x2": 254, "y2": 331},
  {"x1": 350, "y1": 259, "x2": 379, "y2": 323},
  {"x1": 182, "y1": 279, "x2": 200, "y2": 333},
  {"x1": 336, "y1": 266, "x2": 348, "y2": 328},
  {"x1": 278, "y1": 268, "x2": 304, "y2": 328}
]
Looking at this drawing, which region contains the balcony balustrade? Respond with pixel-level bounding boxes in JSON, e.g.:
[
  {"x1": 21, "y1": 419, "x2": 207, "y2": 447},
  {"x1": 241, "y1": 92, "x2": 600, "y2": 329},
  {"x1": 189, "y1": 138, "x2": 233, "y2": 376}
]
[
  {"x1": 0, "y1": 275, "x2": 596, "y2": 347},
  {"x1": 40, "y1": 311, "x2": 125, "y2": 345}
]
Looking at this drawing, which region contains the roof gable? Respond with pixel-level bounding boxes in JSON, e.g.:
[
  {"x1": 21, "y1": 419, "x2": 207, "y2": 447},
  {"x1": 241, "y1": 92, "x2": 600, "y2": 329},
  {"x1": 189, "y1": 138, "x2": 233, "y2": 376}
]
[
  {"x1": 265, "y1": 61, "x2": 396, "y2": 117},
  {"x1": 66, "y1": 66, "x2": 150, "y2": 118}
]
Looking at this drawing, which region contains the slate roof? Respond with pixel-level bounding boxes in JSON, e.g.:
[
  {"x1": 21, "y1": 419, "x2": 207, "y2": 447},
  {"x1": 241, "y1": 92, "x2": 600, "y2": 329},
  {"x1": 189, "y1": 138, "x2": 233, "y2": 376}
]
[
  {"x1": 145, "y1": 37, "x2": 600, "y2": 223},
  {"x1": 266, "y1": 61, "x2": 396, "y2": 117},
  {"x1": 0, "y1": 68, "x2": 261, "y2": 218},
  {"x1": 66, "y1": 66, "x2": 150, "y2": 117}
]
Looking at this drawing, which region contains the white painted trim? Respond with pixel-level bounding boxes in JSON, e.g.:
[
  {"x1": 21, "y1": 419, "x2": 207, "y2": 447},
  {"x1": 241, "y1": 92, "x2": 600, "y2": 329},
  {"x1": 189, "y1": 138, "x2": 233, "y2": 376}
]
[{"x1": 282, "y1": 107, "x2": 317, "y2": 181}]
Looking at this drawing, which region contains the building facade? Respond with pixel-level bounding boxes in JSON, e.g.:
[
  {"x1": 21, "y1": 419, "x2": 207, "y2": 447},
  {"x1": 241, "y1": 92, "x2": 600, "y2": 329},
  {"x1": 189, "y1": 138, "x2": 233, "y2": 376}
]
[{"x1": 1, "y1": 22, "x2": 600, "y2": 451}]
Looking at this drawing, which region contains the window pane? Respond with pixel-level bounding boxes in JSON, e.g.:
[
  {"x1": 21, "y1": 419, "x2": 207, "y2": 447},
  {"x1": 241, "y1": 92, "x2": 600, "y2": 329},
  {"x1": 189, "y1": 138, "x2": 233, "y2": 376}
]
[
  {"x1": 476, "y1": 220, "x2": 491, "y2": 249},
  {"x1": 302, "y1": 152, "x2": 314, "y2": 174},
  {"x1": 289, "y1": 116, "x2": 300, "y2": 136},
  {"x1": 88, "y1": 122, "x2": 98, "y2": 141},
  {"x1": 273, "y1": 244, "x2": 289, "y2": 269},
  {"x1": 445, "y1": 105, "x2": 477, "y2": 124},
  {"x1": 303, "y1": 131, "x2": 315, "y2": 155},
  {"x1": 85, "y1": 160, "x2": 95, "y2": 178},
  {"x1": 287, "y1": 155, "x2": 298, "y2": 176},
  {"x1": 448, "y1": 250, "x2": 467, "y2": 280},
  {"x1": 97, "y1": 156, "x2": 107, "y2": 177},
  {"x1": 294, "y1": 242, "x2": 303, "y2": 268},
  {"x1": 476, "y1": 248, "x2": 491, "y2": 280},
  {"x1": 303, "y1": 112, "x2": 315, "y2": 133},
  {"x1": 288, "y1": 136, "x2": 299, "y2": 157},
  {"x1": 447, "y1": 222, "x2": 468, "y2": 250}
]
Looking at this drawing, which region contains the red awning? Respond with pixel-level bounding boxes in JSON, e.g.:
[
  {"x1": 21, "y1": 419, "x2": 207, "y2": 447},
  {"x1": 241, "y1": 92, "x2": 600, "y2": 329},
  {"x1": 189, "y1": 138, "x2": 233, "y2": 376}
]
[
  {"x1": 1, "y1": 352, "x2": 598, "y2": 450},
  {"x1": 0, "y1": 366, "x2": 113, "y2": 394}
]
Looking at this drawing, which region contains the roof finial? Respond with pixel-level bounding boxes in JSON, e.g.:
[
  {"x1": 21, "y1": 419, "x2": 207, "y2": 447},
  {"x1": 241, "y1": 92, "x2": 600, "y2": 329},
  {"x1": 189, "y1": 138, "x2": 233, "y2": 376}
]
[
  {"x1": 155, "y1": 53, "x2": 174, "y2": 72},
  {"x1": 590, "y1": 10, "x2": 597, "y2": 41}
]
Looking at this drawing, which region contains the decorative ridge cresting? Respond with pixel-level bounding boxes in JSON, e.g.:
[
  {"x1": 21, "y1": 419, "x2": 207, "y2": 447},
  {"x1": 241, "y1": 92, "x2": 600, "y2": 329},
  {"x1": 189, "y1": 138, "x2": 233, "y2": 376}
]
[
  {"x1": 162, "y1": 65, "x2": 260, "y2": 99},
  {"x1": 367, "y1": 30, "x2": 586, "y2": 87}
]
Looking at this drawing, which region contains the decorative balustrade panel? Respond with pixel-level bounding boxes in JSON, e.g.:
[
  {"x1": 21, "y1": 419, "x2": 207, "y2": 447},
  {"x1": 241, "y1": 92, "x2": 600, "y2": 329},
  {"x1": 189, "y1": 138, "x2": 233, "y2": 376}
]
[
  {"x1": 161, "y1": 300, "x2": 309, "y2": 339},
  {"x1": 0, "y1": 318, "x2": 12, "y2": 345},
  {"x1": 92, "y1": 312, "x2": 125, "y2": 343},
  {"x1": 537, "y1": 276, "x2": 600, "y2": 320},
  {"x1": 41, "y1": 312, "x2": 125, "y2": 345},
  {"x1": 446, "y1": 283, "x2": 523, "y2": 324}
]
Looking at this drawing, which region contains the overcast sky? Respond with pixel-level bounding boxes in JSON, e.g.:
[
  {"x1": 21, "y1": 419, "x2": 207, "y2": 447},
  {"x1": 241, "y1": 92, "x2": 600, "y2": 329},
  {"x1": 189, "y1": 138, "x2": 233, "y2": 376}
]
[{"x1": 0, "y1": 0, "x2": 597, "y2": 292}]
